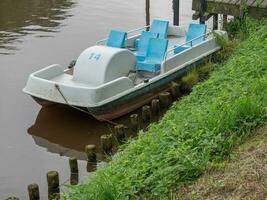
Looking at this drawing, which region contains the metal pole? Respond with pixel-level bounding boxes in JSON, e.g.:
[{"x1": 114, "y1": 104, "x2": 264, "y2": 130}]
[{"x1": 173, "y1": 0, "x2": 180, "y2": 25}]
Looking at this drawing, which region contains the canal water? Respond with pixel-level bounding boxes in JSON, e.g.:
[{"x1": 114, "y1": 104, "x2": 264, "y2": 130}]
[{"x1": 0, "y1": 0, "x2": 194, "y2": 198}]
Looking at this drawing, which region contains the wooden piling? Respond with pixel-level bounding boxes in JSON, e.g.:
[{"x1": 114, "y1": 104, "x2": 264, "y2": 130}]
[
  {"x1": 199, "y1": 0, "x2": 206, "y2": 24},
  {"x1": 223, "y1": 14, "x2": 228, "y2": 30},
  {"x1": 151, "y1": 99, "x2": 160, "y2": 116},
  {"x1": 70, "y1": 173, "x2": 79, "y2": 185},
  {"x1": 28, "y1": 184, "x2": 40, "y2": 200},
  {"x1": 130, "y1": 114, "x2": 139, "y2": 132},
  {"x1": 159, "y1": 92, "x2": 171, "y2": 108},
  {"x1": 85, "y1": 144, "x2": 97, "y2": 162},
  {"x1": 69, "y1": 157, "x2": 78, "y2": 174},
  {"x1": 46, "y1": 171, "x2": 60, "y2": 200},
  {"x1": 145, "y1": 0, "x2": 150, "y2": 29},
  {"x1": 100, "y1": 134, "x2": 113, "y2": 154},
  {"x1": 114, "y1": 124, "x2": 126, "y2": 144},
  {"x1": 170, "y1": 82, "x2": 180, "y2": 100},
  {"x1": 173, "y1": 0, "x2": 180, "y2": 25},
  {"x1": 213, "y1": 14, "x2": 218, "y2": 30},
  {"x1": 142, "y1": 105, "x2": 151, "y2": 125}
]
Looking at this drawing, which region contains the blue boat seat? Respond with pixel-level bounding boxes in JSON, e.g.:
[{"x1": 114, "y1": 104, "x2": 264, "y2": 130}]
[
  {"x1": 107, "y1": 30, "x2": 127, "y2": 48},
  {"x1": 136, "y1": 38, "x2": 168, "y2": 73},
  {"x1": 150, "y1": 19, "x2": 169, "y2": 39},
  {"x1": 135, "y1": 31, "x2": 158, "y2": 61},
  {"x1": 174, "y1": 23, "x2": 207, "y2": 54}
]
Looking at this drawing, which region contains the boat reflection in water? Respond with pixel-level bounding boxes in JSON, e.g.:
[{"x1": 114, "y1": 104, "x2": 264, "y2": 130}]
[
  {"x1": 0, "y1": 0, "x2": 75, "y2": 54},
  {"x1": 28, "y1": 104, "x2": 115, "y2": 160}
]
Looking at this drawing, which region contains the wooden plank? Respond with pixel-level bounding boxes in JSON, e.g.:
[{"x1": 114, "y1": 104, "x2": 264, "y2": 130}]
[{"x1": 192, "y1": 0, "x2": 267, "y2": 17}]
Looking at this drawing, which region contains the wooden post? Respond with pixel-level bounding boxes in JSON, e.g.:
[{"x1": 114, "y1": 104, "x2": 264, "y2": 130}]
[
  {"x1": 223, "y1": 14, "x2": 227, "y2": 30},
  {"x1": 100, "y1": 134, "x2": 113, "y2": 154},
  {"x1": 199, "y1": 0, "x2": 206, "y2": 24},
  {"x1": 87, "y1": 162, "x2": 97, "y2": 172},
  {"x1": 170, "y1": 82, "x2": 181, "y2": 100},
  {"x1": 69, "y1": 157, "x2": 78, "y2": 174},
  {"x1": 159, "y1": 92, "x2": 171, "y2": 108},
  {"x1": 85, "y1": 144, "x2": 97, "y2": 162},
  {"x1": 151, "y1": 99, "x2": 160, "y2": 116},
  {"x1": 146, "y1": 0, "x2": 150, "y2": 29},
  {"x1": 70, "y1": 173, "x2": 79, "y2": 185},
  {"x1": 142, "y1": 105, "x2": 151, "y2": 125},
  {"x1": 212, "y1": 14, "x2": 218, "y2": 30},
  {"x1": 130, "y1": 114, "x2": 139, "y2": 132},
  {"x1": 46, "y1": 171, "x2": 60, "y2": 200},
  {"x1": 28, "y1": 184, "x2": 40, "y2": 200},
  {"x1": 114, "y1": 124, "x2": 126, "y2": 144},
  {"x1": 173, "y1": 0, "x2": 180, "y2": 25},
  {"x1": 69, "y1": 157, "x2": 79, "y2": 185}
]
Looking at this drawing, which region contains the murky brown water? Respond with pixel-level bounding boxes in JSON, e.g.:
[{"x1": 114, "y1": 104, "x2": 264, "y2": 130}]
[{"x1": 0, "y1": 0, "x2": 193, "y2": 198}]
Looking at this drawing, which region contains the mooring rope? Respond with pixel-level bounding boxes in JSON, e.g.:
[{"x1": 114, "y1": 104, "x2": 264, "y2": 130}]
[{"x1": 54, "y1": 84, "x2": 121, "y2": 126}]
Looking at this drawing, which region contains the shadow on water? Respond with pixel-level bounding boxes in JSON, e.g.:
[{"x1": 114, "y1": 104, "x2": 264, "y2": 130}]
[
  {"x1": 28, "y1": 104, "x2": 116, "y2": 160},
  {"x1": 28, "y1": 103, "x2": 143, "y2": 163},
  {"x1": 0, "y1": 0, "x2": 75, "y2": 54}
]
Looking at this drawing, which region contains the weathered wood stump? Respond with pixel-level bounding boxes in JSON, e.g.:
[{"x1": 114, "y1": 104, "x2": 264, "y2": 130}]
[
  {"x1": 28, "y1": 184, "x2": 40, "y2": 200},
  {"x1": 151, "y1": 99, "x2": 160, "y2": 118},
  {"x1": 86, "y1": 162, "x2": 97, "y2": 172},
  {"x1": 100, "y1": 134, "x2": 113, "y2": 154},
  {"x1": 213, "y1": 14, "x2": 218, "y2": 30},
  {"x1": 130, "y1": 114, "x2": 139, "y2": 132},
  {"x1": 69, "y1": 157, "x2": 79, "y2": 185},
  {"x1": 170, "y1": 82, "x2": 181, "y2": 100},
  {"x1": 114, "y1": 124, "x2": 126, "y2": 144},
  {"x1": 70, "y1": 173, "x2": 79, "y2": 185},
  {"x1": 142, "y1": 105, "x2": 151, "y2": 125},
  {"x1": 85, "y1": 144, "x2": 97, "y2": 162},
  {"x1": 69, "y1": 157, "x2": 78, "y2": 174},
  {"x1": 223, "y1": 14, "x2": 228, "y2": 30},
  {"x1": 46, "y1": 171, "x2": 60, "y2": 200},
  {"x1": 159, "y1": 92, "x2": 171, "y2": 108}
]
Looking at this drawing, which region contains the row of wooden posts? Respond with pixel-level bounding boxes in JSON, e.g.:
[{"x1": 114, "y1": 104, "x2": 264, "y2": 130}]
[{"x1": 6, "y1": 82, "x2": 180, "y2": 200}]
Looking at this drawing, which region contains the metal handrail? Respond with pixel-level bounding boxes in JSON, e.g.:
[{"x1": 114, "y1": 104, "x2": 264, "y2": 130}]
[
  {"x1": 164, "y1": 31, "x2": 213, "y2": 60},
  {"x1": 95, "y1": 25, "x2": 150, "y2": 45}
]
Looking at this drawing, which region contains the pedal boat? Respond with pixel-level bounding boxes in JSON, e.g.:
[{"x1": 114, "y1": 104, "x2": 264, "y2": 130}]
[{"x1": 23, "y1": 19, "x2": 227, "y2": 120}]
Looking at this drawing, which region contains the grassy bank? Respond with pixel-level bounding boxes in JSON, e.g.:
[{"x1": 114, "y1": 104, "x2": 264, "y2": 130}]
[
  {"x1": 176, "y1": 123, "x2": 267, "y2": 199},
  {"x1": 65, "y1": 19, "x2": 267, "y2": 199}
]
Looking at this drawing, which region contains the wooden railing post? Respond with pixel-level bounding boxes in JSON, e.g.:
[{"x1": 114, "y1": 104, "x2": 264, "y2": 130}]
[
  {"x1": 173, "y1": 0, "x2": 180, "y2": 25},
  {"x1": 199, "y1": 0, "x2": 206, "y2": 24}
]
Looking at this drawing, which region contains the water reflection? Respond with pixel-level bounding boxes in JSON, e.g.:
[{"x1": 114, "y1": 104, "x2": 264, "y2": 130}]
[
  {"x1": 0, "y1": 0, "x2": 75, "y2": 54},
  {"x1": 28, "y1": 104, "x2": 114, "y2": 160}
]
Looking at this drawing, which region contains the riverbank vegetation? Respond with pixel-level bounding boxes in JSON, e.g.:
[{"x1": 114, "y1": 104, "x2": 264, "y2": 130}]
[
  {"x1": 176, "y1": 123, "x2": 267, "y2": 199},
  {"x1": 65, "y1": 18, "x2": 267, "y2": 199}
]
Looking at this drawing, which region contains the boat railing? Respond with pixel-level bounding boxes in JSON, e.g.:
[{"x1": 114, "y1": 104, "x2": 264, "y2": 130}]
[
  {"x1": 164, "y1": 31, "x2": 213, "y2": 60},
  {"x1": 96, "y1": 25, "x2": 150, "y2": 45}
]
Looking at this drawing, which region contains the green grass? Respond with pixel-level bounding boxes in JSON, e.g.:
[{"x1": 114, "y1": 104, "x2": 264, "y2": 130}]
[{"x1": 65, "y1": 19, "x2": 267, "y2": 200}]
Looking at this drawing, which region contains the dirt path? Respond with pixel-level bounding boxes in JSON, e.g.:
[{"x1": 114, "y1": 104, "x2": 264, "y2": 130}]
[{"x1": 176, "y1": 123, "x2": 267, "y2": 200}]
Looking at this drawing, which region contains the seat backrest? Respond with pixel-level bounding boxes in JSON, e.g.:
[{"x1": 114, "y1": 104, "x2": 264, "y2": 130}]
[
  {"x1": 137, "y1": 31, "x2": 158, "y2": 54},
  {"x1": 186, "y1": 23, "x2": 207, "y2": 46},
  {"x1": 150, "y1": 19, "x2": 169, "y2": 39},
  {"x1": 146, "y1": 38, "x2": 169, "y2": 63},
  {"x1": 106, "y1": 30, "x2": 127, "y2": 48}
]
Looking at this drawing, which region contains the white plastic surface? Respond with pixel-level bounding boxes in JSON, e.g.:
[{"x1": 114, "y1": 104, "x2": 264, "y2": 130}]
[{"x1": 73, "y1": 46, "x2": 136, "y2": 86}]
